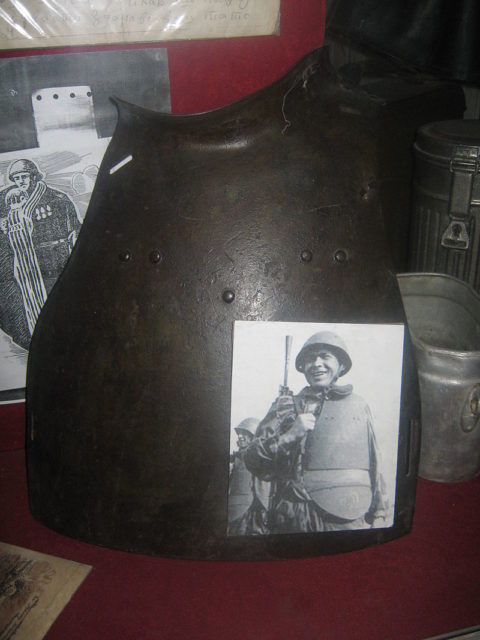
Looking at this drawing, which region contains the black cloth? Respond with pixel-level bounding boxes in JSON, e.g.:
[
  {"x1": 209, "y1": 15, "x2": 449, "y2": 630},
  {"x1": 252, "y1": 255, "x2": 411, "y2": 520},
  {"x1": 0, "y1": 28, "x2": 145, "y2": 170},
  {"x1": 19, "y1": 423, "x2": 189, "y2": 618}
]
[{"x1": 327, "y1": 0, "x2": 480, "y2": 83}]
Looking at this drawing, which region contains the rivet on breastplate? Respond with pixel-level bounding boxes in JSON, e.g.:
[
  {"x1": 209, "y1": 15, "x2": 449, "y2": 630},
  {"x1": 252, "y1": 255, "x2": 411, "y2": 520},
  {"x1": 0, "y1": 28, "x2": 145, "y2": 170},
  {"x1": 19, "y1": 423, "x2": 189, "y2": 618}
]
[
  {"x1": 359, "y1": 179, "x2": 376, "y2": 201},
  {"x1": 222, "y1": 290, "x2": 235, "y2": 303},
  {"x1": 300, "y1": 249, "x2": 313, "y2": 263},
  {"x1": 119, "y1": 250, "x2": 132, "y2": 262},
  {"x1": 149, "y1": 250, "x2": 163, "y2": 264},
  {"x1": 334, "y1": 249, "x2": 348, "y2": 263}
]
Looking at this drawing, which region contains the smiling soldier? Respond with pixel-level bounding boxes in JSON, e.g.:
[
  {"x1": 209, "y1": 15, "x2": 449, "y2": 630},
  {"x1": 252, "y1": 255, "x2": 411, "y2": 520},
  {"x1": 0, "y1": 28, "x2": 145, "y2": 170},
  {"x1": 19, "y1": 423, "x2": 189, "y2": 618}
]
[{"x1": 244, "y1": 331, "x2": 389, "y2": 534}]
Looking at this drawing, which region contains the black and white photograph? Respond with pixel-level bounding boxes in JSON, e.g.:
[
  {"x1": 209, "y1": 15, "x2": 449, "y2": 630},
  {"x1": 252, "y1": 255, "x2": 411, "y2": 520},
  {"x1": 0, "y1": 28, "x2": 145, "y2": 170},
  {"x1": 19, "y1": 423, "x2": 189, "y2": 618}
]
[{"x1": 228, "y1": 321, "x2": 405, "y2": 536}]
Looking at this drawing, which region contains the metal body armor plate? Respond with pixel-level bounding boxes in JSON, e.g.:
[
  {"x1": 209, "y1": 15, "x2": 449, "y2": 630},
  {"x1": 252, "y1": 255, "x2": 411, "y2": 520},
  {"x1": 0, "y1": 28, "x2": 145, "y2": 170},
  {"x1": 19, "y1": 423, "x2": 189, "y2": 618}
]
[{"x1": 26, "y1": 48, "x2": 420, "y2": 559}]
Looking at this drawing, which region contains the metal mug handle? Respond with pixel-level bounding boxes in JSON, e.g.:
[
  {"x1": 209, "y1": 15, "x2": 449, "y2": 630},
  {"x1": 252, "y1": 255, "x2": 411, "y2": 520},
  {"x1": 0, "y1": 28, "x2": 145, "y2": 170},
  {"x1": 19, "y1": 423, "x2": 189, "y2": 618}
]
[{"x1": 461, "y1": 384, "x2": 480, "y2": 433}]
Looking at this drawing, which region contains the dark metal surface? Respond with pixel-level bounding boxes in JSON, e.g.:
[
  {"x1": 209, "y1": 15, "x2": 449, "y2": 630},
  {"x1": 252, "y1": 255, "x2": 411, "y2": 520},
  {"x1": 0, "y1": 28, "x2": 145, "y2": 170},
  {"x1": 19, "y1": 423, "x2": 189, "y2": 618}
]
[
  {"x1": 26, "y1": 48, "x2": 420, "y2": 559},
  {"x1": 327, "y1": 60, "x2": 465, "y2": 272},
  {"x1": 409, "y1": 120, "x2": 480, "y2": 292}
]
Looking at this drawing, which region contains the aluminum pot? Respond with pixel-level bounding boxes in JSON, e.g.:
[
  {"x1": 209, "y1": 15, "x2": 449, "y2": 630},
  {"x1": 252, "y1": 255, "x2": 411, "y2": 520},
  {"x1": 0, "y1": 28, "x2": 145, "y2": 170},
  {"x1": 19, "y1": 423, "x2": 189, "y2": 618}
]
[{"x1": 398, "y1": 272, "x2": 480, "y2": 482}]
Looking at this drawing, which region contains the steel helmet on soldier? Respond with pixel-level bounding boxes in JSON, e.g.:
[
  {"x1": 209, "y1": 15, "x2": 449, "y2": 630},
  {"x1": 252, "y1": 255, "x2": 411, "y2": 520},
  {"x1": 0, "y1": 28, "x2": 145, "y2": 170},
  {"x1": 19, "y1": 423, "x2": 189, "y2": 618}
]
[
  {"x1": 234, "y1": 417, "x2": 259, "y2": 438},
  {"x1": 8, "y1": 159, "x2": 42, "y2": 181},
  {"x1": 295, "y1": 331, "x2": 352, "y2": 375}
]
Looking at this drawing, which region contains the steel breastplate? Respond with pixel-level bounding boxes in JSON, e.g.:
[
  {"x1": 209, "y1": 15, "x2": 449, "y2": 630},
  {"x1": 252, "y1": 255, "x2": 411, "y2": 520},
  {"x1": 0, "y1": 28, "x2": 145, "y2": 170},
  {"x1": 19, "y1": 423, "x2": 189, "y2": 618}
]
[{"x1": 26, "y1": 48, "x2": 420, "y2": 559}]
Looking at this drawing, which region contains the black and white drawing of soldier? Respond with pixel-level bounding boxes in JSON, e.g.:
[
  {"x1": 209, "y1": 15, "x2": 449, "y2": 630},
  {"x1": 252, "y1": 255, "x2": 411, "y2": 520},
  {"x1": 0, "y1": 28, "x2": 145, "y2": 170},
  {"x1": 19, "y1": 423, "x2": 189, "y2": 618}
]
[
  {"x1": 0, "y1": 159, "x2": 81, "y2": 348},
  {"x1": 244, "y1": 331, "x2": 389, "y2": 535}
]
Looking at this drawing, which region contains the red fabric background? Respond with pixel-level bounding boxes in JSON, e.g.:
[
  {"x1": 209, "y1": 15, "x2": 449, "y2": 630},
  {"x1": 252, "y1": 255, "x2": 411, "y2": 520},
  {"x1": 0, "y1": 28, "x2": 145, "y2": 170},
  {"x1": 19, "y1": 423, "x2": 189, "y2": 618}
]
[
  {"x1": 1, "y1": 447, "x2": 480, "y2": 640},
  {"x1": 1, "y1": 3, "x2": 480, "y2": 639}
]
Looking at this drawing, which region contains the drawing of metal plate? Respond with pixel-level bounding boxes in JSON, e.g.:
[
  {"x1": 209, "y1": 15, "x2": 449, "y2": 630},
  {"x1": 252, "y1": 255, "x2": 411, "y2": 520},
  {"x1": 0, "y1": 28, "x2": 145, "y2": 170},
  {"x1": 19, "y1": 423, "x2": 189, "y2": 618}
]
[{"x1": 32, "y1": 86, "x2": 98, "y2": 147}]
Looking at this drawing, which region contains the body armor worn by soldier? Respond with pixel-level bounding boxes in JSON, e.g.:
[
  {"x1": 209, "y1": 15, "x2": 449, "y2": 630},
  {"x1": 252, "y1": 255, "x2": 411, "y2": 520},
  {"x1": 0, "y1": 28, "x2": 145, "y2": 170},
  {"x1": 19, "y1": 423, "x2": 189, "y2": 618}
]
[{"x1": 244, "y1": 332, "x2": 389, "y2": 534}]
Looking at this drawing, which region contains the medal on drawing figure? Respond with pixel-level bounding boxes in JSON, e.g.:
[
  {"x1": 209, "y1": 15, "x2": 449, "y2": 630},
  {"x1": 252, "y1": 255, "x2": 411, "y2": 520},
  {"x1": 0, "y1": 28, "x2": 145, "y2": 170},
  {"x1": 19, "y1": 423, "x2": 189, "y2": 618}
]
[{"x1": 26, "y1": 48, "x2": 420, "y2": 559}]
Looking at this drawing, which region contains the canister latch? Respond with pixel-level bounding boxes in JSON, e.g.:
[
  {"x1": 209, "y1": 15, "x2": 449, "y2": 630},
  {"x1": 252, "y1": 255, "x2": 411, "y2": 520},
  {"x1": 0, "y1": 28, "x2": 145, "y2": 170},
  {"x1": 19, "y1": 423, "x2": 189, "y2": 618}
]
[
  {"x1": 441, "y1": 220, "x2": 470, "y2": 250},
  {"x1": 442, "y1": 147, "x2": 479, "y2": 251}
]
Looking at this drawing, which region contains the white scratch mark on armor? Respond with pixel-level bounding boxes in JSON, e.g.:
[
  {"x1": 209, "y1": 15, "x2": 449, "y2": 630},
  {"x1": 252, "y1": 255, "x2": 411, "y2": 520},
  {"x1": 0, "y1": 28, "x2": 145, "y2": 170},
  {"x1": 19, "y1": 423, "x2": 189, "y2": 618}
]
[
  {"x1": 179, "y1": 215, "x2": 203, "y2": 221},
  {"x1": 109, "y1": 154, "x2": 133, "y2": 175},
  {"x1": 224, "y1": 232, "x2": 242, "y2": 246},
  {"x1": 307, "y1": 203, "x2": 341, "y2": 212}
]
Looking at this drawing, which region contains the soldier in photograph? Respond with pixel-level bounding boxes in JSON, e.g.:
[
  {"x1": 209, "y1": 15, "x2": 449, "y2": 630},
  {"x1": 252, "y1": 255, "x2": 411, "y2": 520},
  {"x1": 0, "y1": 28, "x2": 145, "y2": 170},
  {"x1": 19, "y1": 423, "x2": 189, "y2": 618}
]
[
  {"x1": 228, "y1": 417, "x2": 271, "y2": 536},
  {"x1": 244, "y1": 331, "x2": 389, "y2": 534}
]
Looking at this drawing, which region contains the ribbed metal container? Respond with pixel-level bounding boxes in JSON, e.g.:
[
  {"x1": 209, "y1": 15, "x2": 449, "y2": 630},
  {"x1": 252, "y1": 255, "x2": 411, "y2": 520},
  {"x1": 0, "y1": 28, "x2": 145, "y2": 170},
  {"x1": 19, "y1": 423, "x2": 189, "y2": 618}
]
[
  {"x1": 409, "y1": 120, "x2": 480, "y2": 292},
  {"x1": 398, "y1": 273, "x2": 480, "y2": 482}
]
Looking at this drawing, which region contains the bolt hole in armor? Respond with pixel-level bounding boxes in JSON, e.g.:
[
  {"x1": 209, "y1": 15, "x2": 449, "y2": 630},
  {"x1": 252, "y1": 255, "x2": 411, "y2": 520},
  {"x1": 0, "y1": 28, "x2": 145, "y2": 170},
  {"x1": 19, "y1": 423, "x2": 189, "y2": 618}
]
[{"x1": 26, "y1": 48, "x2": 420, "y2": 559}]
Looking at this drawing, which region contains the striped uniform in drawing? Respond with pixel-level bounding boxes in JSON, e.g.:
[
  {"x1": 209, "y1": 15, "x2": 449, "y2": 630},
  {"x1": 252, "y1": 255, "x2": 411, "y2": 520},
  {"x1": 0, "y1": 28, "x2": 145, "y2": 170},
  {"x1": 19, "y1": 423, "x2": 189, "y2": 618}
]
[{"x1": 0, "y1": 159, "x2": 81, "y2": 348}]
